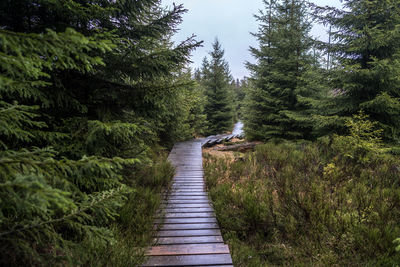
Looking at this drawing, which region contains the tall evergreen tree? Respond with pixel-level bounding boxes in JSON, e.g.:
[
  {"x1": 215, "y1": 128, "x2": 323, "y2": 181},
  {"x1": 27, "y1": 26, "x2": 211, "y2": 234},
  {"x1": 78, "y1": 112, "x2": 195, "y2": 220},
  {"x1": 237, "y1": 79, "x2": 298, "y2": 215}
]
[
  {"x1": 0, "y1": 1, "x2": 202, "y2": 265},
  {"x1": 313, "y1": 0, "x2": 400, "y2": 143},
  {"x1": 244, "y1": 0, "x2": 314, "y2": 141},
  {"x1": 200, "y1": 39, "x2": 234, "y2": 135}
]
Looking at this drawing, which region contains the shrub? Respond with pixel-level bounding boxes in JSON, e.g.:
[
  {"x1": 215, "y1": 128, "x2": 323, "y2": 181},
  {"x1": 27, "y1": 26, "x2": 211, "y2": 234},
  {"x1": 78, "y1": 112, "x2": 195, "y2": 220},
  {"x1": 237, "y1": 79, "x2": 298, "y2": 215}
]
[{"x1": 204, "y1": 139, "x2": 400, "y2": 266}]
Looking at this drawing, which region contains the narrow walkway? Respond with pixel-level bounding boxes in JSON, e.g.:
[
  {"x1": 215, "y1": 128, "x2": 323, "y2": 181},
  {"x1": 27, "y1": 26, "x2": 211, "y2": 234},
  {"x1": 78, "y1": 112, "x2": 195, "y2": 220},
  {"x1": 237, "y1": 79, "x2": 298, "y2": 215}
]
[{"x1": 143, "y1": 140, "x2": 233, "y2": 266}]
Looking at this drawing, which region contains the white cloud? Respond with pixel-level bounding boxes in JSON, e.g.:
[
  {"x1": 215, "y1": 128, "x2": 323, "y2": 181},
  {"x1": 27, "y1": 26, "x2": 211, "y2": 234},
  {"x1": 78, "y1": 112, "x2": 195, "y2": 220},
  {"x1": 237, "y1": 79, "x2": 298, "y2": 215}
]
[{"x1": 163, "y1": 0, "x2": 342, "y2": 79}]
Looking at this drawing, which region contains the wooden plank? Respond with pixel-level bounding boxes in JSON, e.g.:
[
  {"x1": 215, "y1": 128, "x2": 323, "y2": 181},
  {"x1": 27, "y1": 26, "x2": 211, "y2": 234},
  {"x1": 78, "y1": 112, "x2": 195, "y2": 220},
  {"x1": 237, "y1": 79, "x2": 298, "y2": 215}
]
[
  {"x1": 167, "y1": 192, "x2": 205, "y2": 195},
  {"x1": 169, "y1": 188, "x2": 206, "y2": 192},
  {"x1": 174, "y1": 178, "x2": 204, "y2": 180},
  {"x1": 162, "y1": 212, "x2": 215, "y2": 218},
  {"x1": 174, "y1": 177, "x2": 204, "y2": 179},
  {"x1": 169, "y1": 186, "x2": 205, "y2": 189},
  {"x1": 165, "y1": 190, "x2": 206, "y2": 193},
  {"x1": 170, "y1": 187, "x2": 204, "y2": 190},
  {"x1": 174, "y1": 176, "x2": 204, "y2": 178},
  {"x1": 162, "y1": 199, "x2": 209, "y2": 204},
  {"x1": 173, "y1": 178, "x2": 204, "y2": 181},
  {"x1": 169, "y1": 189, "x2": 205, "y2": 193},
  {"x1": 158, "y1": 223, "x2": 219, "y2": 230},
  {"x1": 167, "y1": 196, "x2": 208, "y2": 200},
  {"x1": 172, "y1": 183, "x2": 204, "y2": 185},
  {"x1": 162, "y1": 203, "x2": 211, "y2": 209},
  {"x1": 167, "y1": 192, "x2": 207, "y2": 196},
  {"x1": 156, "y1": 207, "x2": 214, "y2": 216},
  {"x1": 173, "y1": 181, "x2": 204, "y2": 183},
  {"x1": 172, "y1": 180, "x2": 204, "y2": 183},
  {"x1": 154, "y1": 235, "x2": 224, "y2": 245},
  {"x1": 174, "y1": 174, "x2": 203, "y2": 176},
  {"x1": 174, "y1": 174, "x2": 204, "y2": 176},
  {"x1": 175, "y1": 170, "x2": 204, "y2": 172},
  {"x1": 154, "y1": 217, "x2": 217, "y2": 224},
  {"x1": 146, "y1": 244, "x2": 229, "y2": 256},
  {"x1": 163, "y1": 207, "x2": 213, "y2": 213},
  {"x1": 157, "y1": 229, "x2": 221, "y2": 237},
  {"x1": 142, "y1": 254, "x2": 233, "y2": 266}
]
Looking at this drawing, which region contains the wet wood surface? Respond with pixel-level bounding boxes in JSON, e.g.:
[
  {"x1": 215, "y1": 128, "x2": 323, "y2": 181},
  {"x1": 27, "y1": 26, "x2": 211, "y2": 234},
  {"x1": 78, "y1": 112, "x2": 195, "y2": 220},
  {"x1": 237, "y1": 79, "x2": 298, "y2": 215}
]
[{"x1": 143, "y1": 140, "x2": 233, "y2": 266}]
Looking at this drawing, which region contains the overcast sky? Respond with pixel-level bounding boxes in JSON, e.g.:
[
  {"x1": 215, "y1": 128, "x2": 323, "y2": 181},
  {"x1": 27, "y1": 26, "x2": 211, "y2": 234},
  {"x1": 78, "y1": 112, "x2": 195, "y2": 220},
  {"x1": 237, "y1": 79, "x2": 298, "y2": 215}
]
[{"x1": 162, "y1": 0, "x2": 342, "y2": 79}]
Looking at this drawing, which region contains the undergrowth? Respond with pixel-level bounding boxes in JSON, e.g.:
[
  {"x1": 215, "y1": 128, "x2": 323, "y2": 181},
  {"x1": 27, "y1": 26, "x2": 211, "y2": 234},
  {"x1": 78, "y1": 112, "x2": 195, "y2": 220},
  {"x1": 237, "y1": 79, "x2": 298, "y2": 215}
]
[
  {"x1": 204, "y1": 115, "x2": 400, "y2": 266},
  {"x1": 93, "y1": 152, "x2": 175, "y2": 266}
]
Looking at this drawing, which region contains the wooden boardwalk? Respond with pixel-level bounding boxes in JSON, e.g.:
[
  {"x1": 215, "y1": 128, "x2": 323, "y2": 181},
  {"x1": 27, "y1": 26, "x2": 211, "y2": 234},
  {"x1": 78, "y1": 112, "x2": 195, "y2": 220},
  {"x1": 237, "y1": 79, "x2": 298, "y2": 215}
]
[{"x1": 143, "y1": 140, "x2": 233, "y2": 266}]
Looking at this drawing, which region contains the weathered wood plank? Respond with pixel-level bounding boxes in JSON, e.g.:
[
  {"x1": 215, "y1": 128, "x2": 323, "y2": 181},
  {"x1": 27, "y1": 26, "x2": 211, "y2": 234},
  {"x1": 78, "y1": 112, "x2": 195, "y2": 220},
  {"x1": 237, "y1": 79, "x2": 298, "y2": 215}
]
[
  {"x1": 172, "y1": 183, "x2": 204, "y2": 186},
  {"x1": 175, "y1": 174, "x2": 203, "y2": 176},
  {"x1": 142, "y1": 254, "x2": 233, "y2": 266},
  {"x1": 167, "y1": 192, "x2": 207, "y2": 196},
  {"x1": 154, "y1": 217, "x2": 217, "y2": 224},
  {"x1": 157, "y1": 229, "x2": 221, "y2": 237},
  {"x1": 167, "y1": 196, "x2": 209, "y2": 200},
  {"x1": 161, "y1": 212, "x2": 215, "y2": 218},
  {"x1": 163, "y1": 207, "x2": 213, "y2": 213},
  {"x1": 172, "y1": 180, "x2": 203, "y2": 183},
  {"x1": 174, "y1": 173, "x2": 204, "y2": 175},
  {"x1": 169, "y1": 189, "x2": 205, "y2": 193},
  {"x1": 171, "y1": 185, "x2": 204, "y2": 188},
  {"x1": 157, "y1": 223, "x2": 219, "y2": 230},
  {"x1": 154, "y1": 235, "x2": 224, "y2": 245},
  {"x1": 162, "y1": 199, "x2": 210, "y2": 204},
  {"x1": 160, "y1": 203, "x2": 212, "y2": 210},
  {"x1": 162, "y1": 203, "x2": 211, "y2": 209},
  {"x1": 146, "y1": 244, "x2": 229, "y2": 256},
  {"x1": 173, "y1": 177, "x2": 204, "y2": 179},
  {"x1": 168, "y1": 189, "x2": 205, "y2": 193},
  {"x1": 173, "y1": 181, "x2": 204, "y2": 183},
  {"x1": 173, "y1": 179, "x2": 204, "y2": 181}
]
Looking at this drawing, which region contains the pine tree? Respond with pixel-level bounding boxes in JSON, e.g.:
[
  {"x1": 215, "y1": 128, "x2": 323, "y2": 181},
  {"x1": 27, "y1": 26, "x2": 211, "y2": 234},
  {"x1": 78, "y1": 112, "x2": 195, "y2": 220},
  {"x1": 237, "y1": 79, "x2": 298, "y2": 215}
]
[
  {"x1": 313, "y1": 0, "x2": 400, "y2": 143},
  {"x1": 244, "y1": 0, "x2": 314, "y2": 141},
  {"x1": 200, "y1": 39, "x2": 234, "y2": 135},
  {"x1": 0, "y1": 1, "x2": 202, "y2": 265}
]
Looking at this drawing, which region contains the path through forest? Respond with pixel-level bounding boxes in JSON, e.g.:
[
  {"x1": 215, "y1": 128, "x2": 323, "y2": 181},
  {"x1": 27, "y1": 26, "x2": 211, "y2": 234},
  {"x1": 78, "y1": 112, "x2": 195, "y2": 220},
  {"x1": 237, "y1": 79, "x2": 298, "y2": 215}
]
[{"x1": 143, "y1": 123, "x2": 243, "y2": 266}]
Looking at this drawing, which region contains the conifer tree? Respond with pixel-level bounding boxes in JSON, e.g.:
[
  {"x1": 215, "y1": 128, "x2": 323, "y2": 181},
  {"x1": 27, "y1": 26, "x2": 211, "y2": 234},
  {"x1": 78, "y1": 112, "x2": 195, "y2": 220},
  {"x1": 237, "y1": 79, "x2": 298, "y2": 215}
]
[
  {"x1": 200, "y1": 39, "x2": 234, "y2": 135},
  {"x1": 244, "y1": 0, "x2": 314, "y2": 141},
  {"x1": 313, "y1": 0, "x2": 400, "y2": 143},
  {"x1": 0, "y1": 1, "x2": 202, "y2": 265}
]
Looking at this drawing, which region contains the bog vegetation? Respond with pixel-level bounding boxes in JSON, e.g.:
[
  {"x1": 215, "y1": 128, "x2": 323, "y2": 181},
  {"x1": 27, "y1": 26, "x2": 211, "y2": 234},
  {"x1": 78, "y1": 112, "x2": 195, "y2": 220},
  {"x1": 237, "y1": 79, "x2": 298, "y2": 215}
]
[
  {"x1": 204, "y1": 113, "x2": 400, "y2": 266},
  {"x1": 1, "y1": 0, "x2": 400, "y2": 266}
]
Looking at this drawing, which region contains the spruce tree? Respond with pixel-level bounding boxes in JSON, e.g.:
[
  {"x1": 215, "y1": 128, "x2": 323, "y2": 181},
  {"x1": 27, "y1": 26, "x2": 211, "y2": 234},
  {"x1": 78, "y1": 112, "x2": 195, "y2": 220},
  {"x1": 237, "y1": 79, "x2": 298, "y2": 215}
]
[
  {"x1": 200, "y1": 39, "x2": 234, "y2": 135},
  {"x1": 313, "y1": 0, "x2": 400, "y2": 143},
  {"x1": 244, "y1": 0, "x2": 314, "y2": 141},
  {"x1": 0, "y1": 1, "x2": 202, "y2": 265}
]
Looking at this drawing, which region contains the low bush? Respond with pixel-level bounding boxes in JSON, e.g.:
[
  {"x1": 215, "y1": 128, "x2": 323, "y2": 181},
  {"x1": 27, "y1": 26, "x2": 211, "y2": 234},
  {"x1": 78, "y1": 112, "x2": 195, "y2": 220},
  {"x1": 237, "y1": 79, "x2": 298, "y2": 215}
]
[{"x1": 204, "y1": 117, "x2": 400, "y2": 266}]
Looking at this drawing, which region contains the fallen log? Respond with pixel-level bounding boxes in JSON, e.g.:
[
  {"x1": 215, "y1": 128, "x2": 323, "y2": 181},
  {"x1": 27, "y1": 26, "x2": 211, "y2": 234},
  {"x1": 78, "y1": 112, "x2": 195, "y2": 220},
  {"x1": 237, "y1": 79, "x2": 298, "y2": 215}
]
[{"x1": 214, "y1": 142, "x2": 261, "y2": 152}]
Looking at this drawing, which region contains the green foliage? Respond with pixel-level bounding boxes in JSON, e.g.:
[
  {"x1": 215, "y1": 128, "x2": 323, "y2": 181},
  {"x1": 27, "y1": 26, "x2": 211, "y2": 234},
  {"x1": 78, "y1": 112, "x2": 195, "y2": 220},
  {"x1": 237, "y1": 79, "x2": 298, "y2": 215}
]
[
  {"x1": 0, "y1": 0, "x2": 198, "y2": 265},
  {"x1": 244, "y1": 0, "x2": 315, "y2": 141},
  {"x1": 394, "y1": 238, "x2": 400, "y2": 253},
  {"x1": 199, "y1": 39, "x2": 234, "y2": 135},
  {"x1": 204, "y1": 139, "x2": 400, "y2": 266},
  {"x1": 0, "y1": 28, "x2": 113, "y2": 108},
  {"x1": 230, "y1": 78, "x2": 247, "y2": 121},
  {"x1": 0, "y1": 147, "x2": 133, "y2": 265},
  {"x1": 312, "y1": 0, "x2": 400, "y2": 143},
  {"x1": 331, "y1": 111, "x2": 384, "y2": 164}
]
